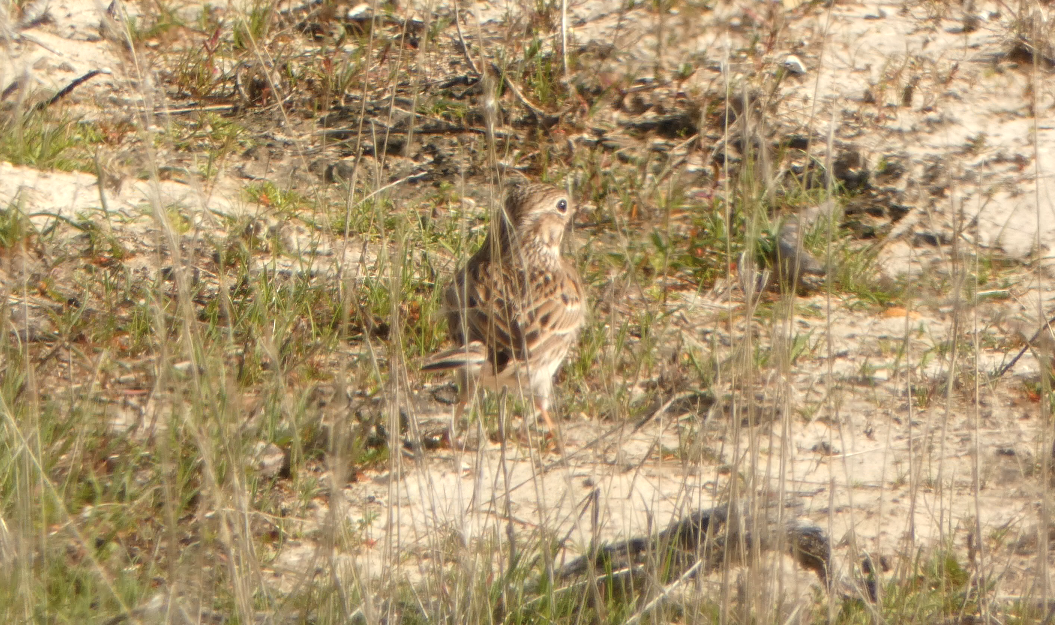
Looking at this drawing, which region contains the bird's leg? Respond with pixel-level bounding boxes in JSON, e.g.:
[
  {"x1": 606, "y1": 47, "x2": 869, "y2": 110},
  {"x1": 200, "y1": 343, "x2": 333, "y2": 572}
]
[
  {"x1": 537, "y1": 404, "x2": 556, "y2": 432},
  {"x1": 449, "y1": 369, "x2": 475, "y2": 448},
  {"x1": 532, "y1": 397, "x2": 560, "y2": 435},
  {"x1": 534, "y1": 402, "x2": 566, "y2": 453},
  {"x1": 450, "y1": 401, "x2": 465, "y2": 445}
]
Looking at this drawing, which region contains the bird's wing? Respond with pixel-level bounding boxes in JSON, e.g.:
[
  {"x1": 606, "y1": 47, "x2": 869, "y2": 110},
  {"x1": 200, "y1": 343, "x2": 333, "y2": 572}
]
[
  {"x1": 442, "y1": 258, "x2": 520, "y2": 370},
  {"x1": 438, "y1": 257, "x2": 585, "y2": 372},
  {"x1": 438, "y1": 256, "x2": 582, "y2": 369}
]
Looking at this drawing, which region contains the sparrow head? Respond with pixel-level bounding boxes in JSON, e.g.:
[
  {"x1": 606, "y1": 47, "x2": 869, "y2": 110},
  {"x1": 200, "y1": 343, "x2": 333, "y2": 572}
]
[{"x1": 501, "y1": 183, "x2": 575, "y2": 256}]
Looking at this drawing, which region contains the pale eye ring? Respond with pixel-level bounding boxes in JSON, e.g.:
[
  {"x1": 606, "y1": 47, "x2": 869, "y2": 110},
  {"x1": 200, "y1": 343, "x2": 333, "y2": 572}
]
[{"x1": 557, "y1": 199, "x2": 568, "y2": 213}]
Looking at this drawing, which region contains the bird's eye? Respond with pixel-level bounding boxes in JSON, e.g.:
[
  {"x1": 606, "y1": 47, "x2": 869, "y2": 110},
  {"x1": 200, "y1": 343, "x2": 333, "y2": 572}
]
[{"x1": 556, "y1": 199, "x2": 568, "y2": 213}]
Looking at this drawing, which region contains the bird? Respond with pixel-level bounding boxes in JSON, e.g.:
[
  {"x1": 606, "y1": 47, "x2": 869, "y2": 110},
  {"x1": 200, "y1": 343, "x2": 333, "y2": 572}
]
[
  {"x1": 772, "y1": 216, "x2": 826, "y2": 289},
  {"x1": 739, "y1": 216, "x2": 827, "y2": 300},
  {"x1": 422, "y1": 182, "x2": 586, "y2": 433}
]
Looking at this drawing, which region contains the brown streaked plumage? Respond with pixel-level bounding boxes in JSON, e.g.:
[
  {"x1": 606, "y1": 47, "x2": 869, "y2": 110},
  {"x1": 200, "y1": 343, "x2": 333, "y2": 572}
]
[{"x1": 422, "y1": 183, "x2": 585, "y2": 432}]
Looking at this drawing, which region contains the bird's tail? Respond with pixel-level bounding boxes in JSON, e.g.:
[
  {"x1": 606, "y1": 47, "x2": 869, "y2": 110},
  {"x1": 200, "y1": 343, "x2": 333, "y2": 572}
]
[{"x1": 421, "y1": 342, "x2": 488, "y2": 371}]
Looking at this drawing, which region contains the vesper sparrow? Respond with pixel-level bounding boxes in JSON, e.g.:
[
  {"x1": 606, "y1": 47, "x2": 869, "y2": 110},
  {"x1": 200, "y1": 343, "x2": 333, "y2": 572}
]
[{"x1": 422, "y1": 183, "x2": 586, "y2": 432}]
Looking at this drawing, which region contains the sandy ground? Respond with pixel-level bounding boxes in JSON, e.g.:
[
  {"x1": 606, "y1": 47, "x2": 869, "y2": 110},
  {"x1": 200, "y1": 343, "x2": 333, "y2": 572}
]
[{"x1": 3, "y1": 0, "x2": 1055, "y2": 608}]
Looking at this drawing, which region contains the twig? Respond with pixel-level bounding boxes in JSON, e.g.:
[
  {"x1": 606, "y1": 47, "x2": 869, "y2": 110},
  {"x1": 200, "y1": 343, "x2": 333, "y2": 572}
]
[
  {"x1": 158, "y1": 104, "x2": 239, "y2": 115},
  {"x1": 346, "y1": 170, "x2": 429, "y2": 211},
  {"x1": 451, "y1": 0, "x2": 480, "y2": 75},
  {"x1": 448, "y1": 5, "x2": 557, "y2": 125},
  {"x1": 489, "y1": 62, "x2": 559, "y2": 124},
  {"x1": 18, "y1": 33, "x2": 62, "y2": 55},
  {"x1": 996, "y1": 312, "x2": 1055, "y2": 378},
  {"x1": 27, "y1": 211, "x2": 90, "y2": 233},
  {"x1": 33, "y1": 69, "x2": 112, "y2": 113}
]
